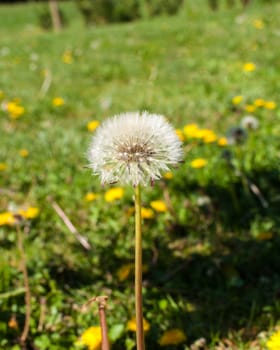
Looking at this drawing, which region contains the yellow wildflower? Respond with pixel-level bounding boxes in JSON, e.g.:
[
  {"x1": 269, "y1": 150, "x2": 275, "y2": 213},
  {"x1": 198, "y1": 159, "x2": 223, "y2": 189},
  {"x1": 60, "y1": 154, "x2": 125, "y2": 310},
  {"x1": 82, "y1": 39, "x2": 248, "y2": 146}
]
[
  {"x1": 84, "y1": 192, "x2": 98, "y2": 202},
  {"x1": 104, "y1": 187, "x2": 124, "y2": 202},
  {"x1": 150, "y1": 200, "x2": 168, "y2": 213},
  {"x1": 87, "y1": 120, "x2": 100, "y2": 132},
  {"x1": 127, "y1": 317, "x2": 150, "y2": 332},
  {"x1": 218, "y1": 137, "x2": 228, "y2": 146},
  {"x1": 175, "y1": 129, "x2": 185, "y2": 142},
  {"x1": 0, "y1": 212, "x2": 15, "y2": 226},
  {"x1": 6, "y1": 102, "x2": 25, "y2": 119},
  {"x1": 254, "y1": 98, "x2": 265, "y2": 107},
  {"x1": 19, "y1": 149, "x2": 29, "y2": 158},
  {"x1": 141, "y1": 207, "x2": 155, "y2": 219},
  {"x1": 52, "y1": 97, "x2": 65, "y2": 107},
  {"x1": 202, "y1": 131, "x2": 217, "y2": 143},
  {"x1": 253, "y1": 19, "x2": 264, "y2": 29},
  {"x1": 232, "y1": 95, "x2": 243, "y2": 105},
  {"x1": 76, "y1": 326, "x2": 102, "y2": 350},
  {"x1": 163, "y1": 172, "x2": 173, "y2": 180},
  {"x1": 18, "y1": 207, "x2": 39, "y2": 219},
  {"x1": 243, "y1": 62, "x2": 256, "y2": 72},
  {"x1": 190, "y1": 158, "x2": 207, "y2": 169},
  {"x1": 159, "y1": 329, "x2": 187, "y2": 346},
  {"x1": 267, "y1": 330, "x2": 280, "y2": 350},
  {"x1": 245, "y1": 104, "x2": 256, "y2": 113},
  {"x1": 183, "y1": 124, "x2": 199, "y2": 138},
  {"x1": 0, "y1": 163, "x2": 7, "y2": 171},
  {"x1": 117, "y1": 264, "x2": 133, "y2": 281},
  {"x1": 264, "y1": 101, "x2": 276, "y2": 110},
  {"x1": 62, "y1": 51, "x2": 73, "y2": 64}
]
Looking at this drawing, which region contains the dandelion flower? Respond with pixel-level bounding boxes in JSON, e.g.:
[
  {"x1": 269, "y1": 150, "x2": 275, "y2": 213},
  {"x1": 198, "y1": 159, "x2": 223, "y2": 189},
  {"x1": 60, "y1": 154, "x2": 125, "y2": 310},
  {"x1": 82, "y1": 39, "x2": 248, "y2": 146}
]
[
  {"x1": 52, "y1": 97, "x2": 65, "y2": 107},
  {"x1": 87, "y1": 112, "x2": 183, "y2": 186},
  {"x1": 163, "y1": 171, "x2": 173, "y2": 180},
  {"x1": 127, "y1": 317, "x2": 150, "y2": 332},
  {"x1": 254, "y1": 98, "x2": 265, "y2": 107},
  {"x1": 175, "y1": 129, "x2": 185, "y2": 142},
  {"x1": 218, "y1": 137, "x2": 228, "y2": 146},
  {"x1": 0, "y1": 163, "x2": 7, "y2": 171},
  {"x1": 87, "y1": 120, "x2": 100, "y2": 132},
  {"x1": 245, "y1": 104, "x2": 256, "y2": 113},
  {"x1": 150, "y1": 200, "x2": 168, "y2": 213},
  {"x1": 18, "y1": 207, "x2": 39, "y2": 219},
  {"x1": 264, "y1": 101, "x2": 276, "y2": 110},
  {"x1": 243, "y1": 62, "x2": 256, "y2": 72},
  {"x1": 76, "y1": 326, "x2": 102, "y2": 350},
  {"x1": 253, "y1": 19, "x2": 264, "y2": 29},
  {"x1": 104, "y1": 187, "x2": 124, "y2": 202},
  {"x1": 190, "y1": 158, "x2": 207, "y2": 169},
  {"x1": 159, "y1": 329, "x2": 186, "y2": 346},
  {"x1": 19, "y1": 149, "x2": 29, "y2": 157},
  {"x1": 0, "y1": 212, "x2": 15, "y2": 226},
  {"x1": 84, "y1": 192, "x2": 98, "y2": 202},
  {"x1": 232, "y1": 95, "x2": 243, "y2": 105},
  {"x1": 267, "y1": 330, "x2": 280, "y2": 350},
  {"x1": 240, "y1": 115, "x2": 259, "y2": 130},
  {"x1": 141, "y1": 207, "x2": 155, "y2": 219}
]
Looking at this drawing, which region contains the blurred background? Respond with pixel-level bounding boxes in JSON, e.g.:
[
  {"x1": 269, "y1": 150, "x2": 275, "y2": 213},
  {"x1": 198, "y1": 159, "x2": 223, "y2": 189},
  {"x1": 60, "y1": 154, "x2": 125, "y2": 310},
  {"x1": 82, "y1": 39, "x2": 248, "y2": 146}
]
[{"x1": 0, "y1": 0, "x2": 280, "y2": 349}]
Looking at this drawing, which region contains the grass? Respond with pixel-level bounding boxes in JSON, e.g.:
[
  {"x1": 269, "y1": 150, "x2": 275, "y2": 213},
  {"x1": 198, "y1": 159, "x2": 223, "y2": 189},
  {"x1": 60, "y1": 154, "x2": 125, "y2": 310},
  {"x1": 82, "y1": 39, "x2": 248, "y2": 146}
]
[{"x1": 0, "y1": 1, "x2": 280, "y2": 349}]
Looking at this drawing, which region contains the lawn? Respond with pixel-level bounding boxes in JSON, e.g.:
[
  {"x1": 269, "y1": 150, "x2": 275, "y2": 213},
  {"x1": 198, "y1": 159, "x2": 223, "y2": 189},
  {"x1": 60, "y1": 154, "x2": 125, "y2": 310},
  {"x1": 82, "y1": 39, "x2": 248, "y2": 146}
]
[{"x1": 0, "y1": 1, "x2": 280, "y2": 349}]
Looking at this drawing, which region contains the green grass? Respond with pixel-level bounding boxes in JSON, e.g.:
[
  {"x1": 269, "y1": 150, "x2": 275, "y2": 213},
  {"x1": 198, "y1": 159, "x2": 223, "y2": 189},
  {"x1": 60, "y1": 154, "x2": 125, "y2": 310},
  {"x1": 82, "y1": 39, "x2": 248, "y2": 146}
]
[{"x1": 0, "y1": 1, "x2": 280, "y2": 349}]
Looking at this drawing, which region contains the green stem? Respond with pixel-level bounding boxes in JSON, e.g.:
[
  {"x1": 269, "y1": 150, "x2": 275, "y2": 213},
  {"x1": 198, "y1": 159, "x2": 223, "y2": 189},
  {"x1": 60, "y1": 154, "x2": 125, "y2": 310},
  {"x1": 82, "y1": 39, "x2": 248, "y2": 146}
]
[{"x1": 134, "y1": 185, "x2": 145, "y2": 350}]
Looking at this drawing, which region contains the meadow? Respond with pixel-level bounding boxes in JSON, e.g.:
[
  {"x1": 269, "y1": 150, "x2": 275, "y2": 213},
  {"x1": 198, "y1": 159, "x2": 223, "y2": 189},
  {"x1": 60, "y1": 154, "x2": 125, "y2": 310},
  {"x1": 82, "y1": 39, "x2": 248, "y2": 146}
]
[{"x1": 0, "y1": 1, "x2": 280, "y2": 349}]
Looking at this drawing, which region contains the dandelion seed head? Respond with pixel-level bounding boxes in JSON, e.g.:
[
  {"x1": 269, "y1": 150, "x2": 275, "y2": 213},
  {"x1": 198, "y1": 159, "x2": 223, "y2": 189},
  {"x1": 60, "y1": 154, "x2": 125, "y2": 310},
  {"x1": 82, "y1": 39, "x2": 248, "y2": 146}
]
[
  {"x1": 87, "y1": 111, "x2": 183, "y2": 186},
  {"x1": 240, "y1": 115, "x2": 259, "y2": 130}
]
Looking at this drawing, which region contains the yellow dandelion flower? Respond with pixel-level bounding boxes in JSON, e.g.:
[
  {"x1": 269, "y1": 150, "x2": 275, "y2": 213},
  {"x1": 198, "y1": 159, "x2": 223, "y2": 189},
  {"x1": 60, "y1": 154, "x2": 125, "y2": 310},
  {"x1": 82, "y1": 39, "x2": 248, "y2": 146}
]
[
  {"x1": 253, "y1": 19, "x2": 264, "y2": 29},
  {"x1": 62, "y1": 51, "x2": 73, "y2": 64},
  {"x1": 141, "y1": 207, "x2": 155, "y2": 219},
  {"x1": 52, "y1": 97, "x2": 65, "y2": 107},
  {"x1": 0, "y1": 212, "x2": 15, "y2": 226},
  {"x1": 163, "y1": 172, "x2": 173, "y2": 180},
  {"x1": 232, "y1": 95, "x2": 243, "y2": 105},
  {"x1": 127, "y1": 317, "x2": 150, "y2": 332},
  {"x1": 150, "y1": 200, "x2": 168, "y2": 213},
  {"x1": 87, "y1": 120, "x2": 100, "y2": 132},
  {"x1": 183, "y1": 123, "x2": 199, "y2": 138},
  {"x1": 76, "y1": 326, "x2": 102, "y2": 350},
  {"x1": 0, "y1": 163, "x2": 7, "y2": 171},
  {"x1": 243, "y1": 62, "x2": 256, "y2": 72},
  {"x1": 254, "y1": 98, "x2": 265, "y2": 107},
  {"x1": 19, "y1": 149, "x2": 29, "y2": 158},
  {"x1": 117, "y1": 264, "x2": 133, "y2": 281},
  {"x1": 218, "y1": 137, "x2": 228, "y2": 146},
  {"x1": 245, "y1": 104, "x2": 256, "y2": 113},
  {"x1": 267, "y1": 330, "x2": 280, "y2": 350},
  {"x1": 84, "y1": 192, "x2": 98, "y2": 202},
  {"x1": 104, "y1": 187, "x2": 124, "y2": 202},
  {"x1": 175, "y1": 129, "x2": 185, "y2": 142},
  {"x1": 18, "y1": 207, "x2": 39, "y2": 219},
  {"x1": 202, "y1": 131, "x2": 217, "y2": 143},
  {"x1": 6, "y1": 102, "x2": 25, "y2": 119},
  {"x1": 264, "y1": 101, "x2": 276, "y2": 110},
  {"x1": 159, "y1": 329, "x2": 187, "y2": 346},
  {"x1": 190, "y1": 158, "x2": 207, "y2": 169}
]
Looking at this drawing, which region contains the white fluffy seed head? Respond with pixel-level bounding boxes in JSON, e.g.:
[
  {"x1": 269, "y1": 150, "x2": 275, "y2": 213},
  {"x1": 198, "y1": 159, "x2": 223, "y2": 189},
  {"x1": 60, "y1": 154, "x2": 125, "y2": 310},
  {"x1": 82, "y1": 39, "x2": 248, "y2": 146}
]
[{"x1": 87, "y1": 111, "x2": 183, "y2": 186}]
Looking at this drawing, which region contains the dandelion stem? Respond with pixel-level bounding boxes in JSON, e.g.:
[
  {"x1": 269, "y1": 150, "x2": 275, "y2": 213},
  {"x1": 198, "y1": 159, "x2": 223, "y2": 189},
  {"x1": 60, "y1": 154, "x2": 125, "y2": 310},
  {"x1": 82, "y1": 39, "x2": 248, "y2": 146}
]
[
  {"x1": 97, "y1": 296, "x2": 110, "y2": 350},
  {"x1": 134, "y1": 184, "x2": 145, "y2": 350}
]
